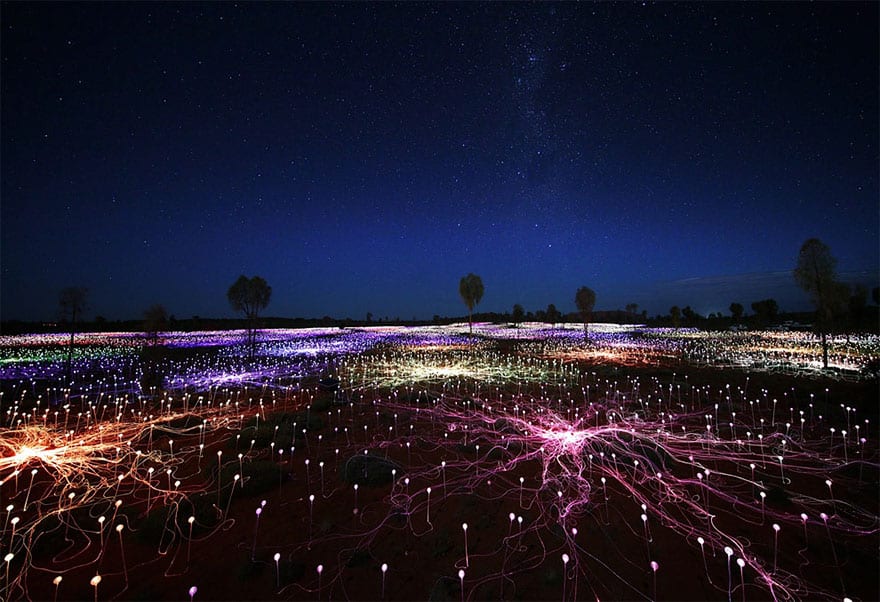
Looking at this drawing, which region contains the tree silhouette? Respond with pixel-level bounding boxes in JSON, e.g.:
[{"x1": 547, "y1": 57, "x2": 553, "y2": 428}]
[
  {"x1": 669, "y1": 305, "x2": 681, "y2": 329},
  {"x1": 574, "y1": 286, "x2": 596, "y2": 339},
  {"x1": 143, "y1": 304, "x2": 169, "y2": 346},
  {"x1": 750, "y1": 298, "x2": 779, "y2": 327},
  {"x1": 458, "y1": 273, "x2": 484, "y2": 335},
  {"x1": 227, "y1": 275, "x2": 272, "y2": 359},
  {"x1": 729, "y1": 302, "x2": 744, "y2": 321},
  {"x1": 624, "y1": 303, "x2": 638, "y2": 323},
  {"x1": 794, "y1": 238, "x2": 842, "y2": 369},
  {"x1": 546, "y1": 303, "x2": 561, "y2": 327},
  {"x1": 681, "y1": 306, "x2": 699, "y2": 325},
  {"x1": 59, "y1": 286, "x2": 88, "y2": 385},
  {"x1": 511, "y1": 304, "x2": 525, "y2": 327}
]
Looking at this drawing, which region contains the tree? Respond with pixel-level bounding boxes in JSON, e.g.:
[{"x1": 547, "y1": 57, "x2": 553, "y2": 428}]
[
  {"x1": 458, "y1": 273, "x2": 484, "y2": 335},
  {"x1": 545, "y1": 303, "x2": 561, "y2": 327},
  {"x1": 511, "y1": 303, "x2": 525, "y2": 327},
  {"x1": 669, "y1": 305, "x2": 681, "y2": 329},
  {"x1": 625, "y1": 303, "x2": 638, "y2": 323},
  {"x1": 59, "y1": 286, "x2": 88, "y2": 385},
  {"x1": 729, "y1": 302, "x2": 744, "y2": 321},
  {"x1": 681, "y1": 306, "x2": 699, "y2": 325},
  {"x1": 143, "y1": 304, "x2": 169, "y2": 346},
  {"x1": 793, "y1": 238, "x2": 841, "y2": 369},
  {"x1": 574, "y1": 286, "x2": 596, "y2": 339},
  {"x1": 227, "y1": 275, "x2": 272, "y2": 358},
  {"x1": 750, "y1": 298, "x2": 779, "y2": 327}
]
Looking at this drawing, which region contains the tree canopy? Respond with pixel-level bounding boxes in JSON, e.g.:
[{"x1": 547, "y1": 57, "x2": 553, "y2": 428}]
[
  {"x1": 143, "y1": 304, "x2": 169, "y2": 345},
  {"x1": 669, "y1": 305, "x2": 681, "y2": 329},
  {"x1": 750, "y1": 298, "x2": 779, "y2": 326},
  {"x1": 794, "y1": 238, "x2": 842, "y2": 368},
  {"x1": 729, "y1": 302, "x2": 744, "y2": 321},
  {"x1": 511, "y1": 303, "x2": 525, "y2": 326},
  {"x1": 228, "y1": 275, "x2": 272, "y2": 319},
  {"x1": 227, "y1": 275, "x2": 272, "y2": 358},
  {"x1": 458, "y1": 273, "x2": 484, "y2": 334},
  {"x1": 574, "y1": 286, "x2": 596, "y2": 339}
]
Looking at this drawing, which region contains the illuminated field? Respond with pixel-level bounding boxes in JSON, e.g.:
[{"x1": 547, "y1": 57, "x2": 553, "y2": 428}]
[{"x1": 1, "y1": 325, "x2": 877, "y2": 601}]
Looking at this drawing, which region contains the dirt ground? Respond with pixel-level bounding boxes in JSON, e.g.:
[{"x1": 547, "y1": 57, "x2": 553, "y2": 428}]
[{"x1": 11, "y1": 351, "x2": 880, "y2": 602}]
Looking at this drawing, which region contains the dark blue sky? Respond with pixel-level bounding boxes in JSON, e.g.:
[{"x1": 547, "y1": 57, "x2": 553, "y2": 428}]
[{"x1": 2, "y1": 2, "x2": 877, "y2": 322}]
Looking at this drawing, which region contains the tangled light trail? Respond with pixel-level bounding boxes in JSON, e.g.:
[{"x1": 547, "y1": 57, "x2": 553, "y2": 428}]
[
  {"x1": 0, "y1": 325, "x2": 877, "y2": 601},
  {"x1": 0, "y1": 385, "x2": 318, "y2": 600},
  {"x1": 315, "y1": 360, "x2": 876, "y2": 601}
]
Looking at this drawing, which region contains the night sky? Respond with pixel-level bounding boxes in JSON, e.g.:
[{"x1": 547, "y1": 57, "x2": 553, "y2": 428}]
[{"x1": 2, "y1": 2, "x2": 877, "y2": 323}]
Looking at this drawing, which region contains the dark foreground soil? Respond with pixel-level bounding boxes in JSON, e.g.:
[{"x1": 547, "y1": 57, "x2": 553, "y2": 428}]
[{"x1": 12, "y1": 357, "x2": 880, "y2": 602}]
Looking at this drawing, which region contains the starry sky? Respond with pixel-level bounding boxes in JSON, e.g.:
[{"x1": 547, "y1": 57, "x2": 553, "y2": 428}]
[{"x1": 2, "y1": 2, "x2": 877, "y2": 323}]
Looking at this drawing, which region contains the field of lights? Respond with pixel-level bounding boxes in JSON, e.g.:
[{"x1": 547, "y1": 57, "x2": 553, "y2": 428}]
[{"x1": 0, "y1": 324, "x2": 878, "y2": 601}]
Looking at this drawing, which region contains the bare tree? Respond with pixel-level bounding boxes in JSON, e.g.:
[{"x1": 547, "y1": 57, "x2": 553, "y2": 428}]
[
  {"x1": 59, "y1": 287, "x2": 88, "y2": 385},
  {"x1": 458, "y1": 273, "x2": 484, "y2": 335},
  {"x1": 794, "y1": 238, "x2": 842, "y2": 369},
  {"x1": 227, "y1": 275, "x2": 272, "y2": 359},
  {"x1": 574, "y1": 286, "x2": 596, "y2": 340}
]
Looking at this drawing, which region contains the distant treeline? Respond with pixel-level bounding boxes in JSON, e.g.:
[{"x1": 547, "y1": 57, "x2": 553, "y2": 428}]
[{"x1": 3, "y1": 306, "x2": 877, "y2": 336}]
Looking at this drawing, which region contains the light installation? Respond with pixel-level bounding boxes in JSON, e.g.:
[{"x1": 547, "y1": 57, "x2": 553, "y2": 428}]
[{"x1": 0, "y1": 324, "x2": 876, "y2": 600}]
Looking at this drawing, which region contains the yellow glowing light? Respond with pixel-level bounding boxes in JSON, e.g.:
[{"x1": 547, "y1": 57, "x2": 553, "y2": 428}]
[{"x1": 410, "y1": 364, "x2": 475, "y2": 379}]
